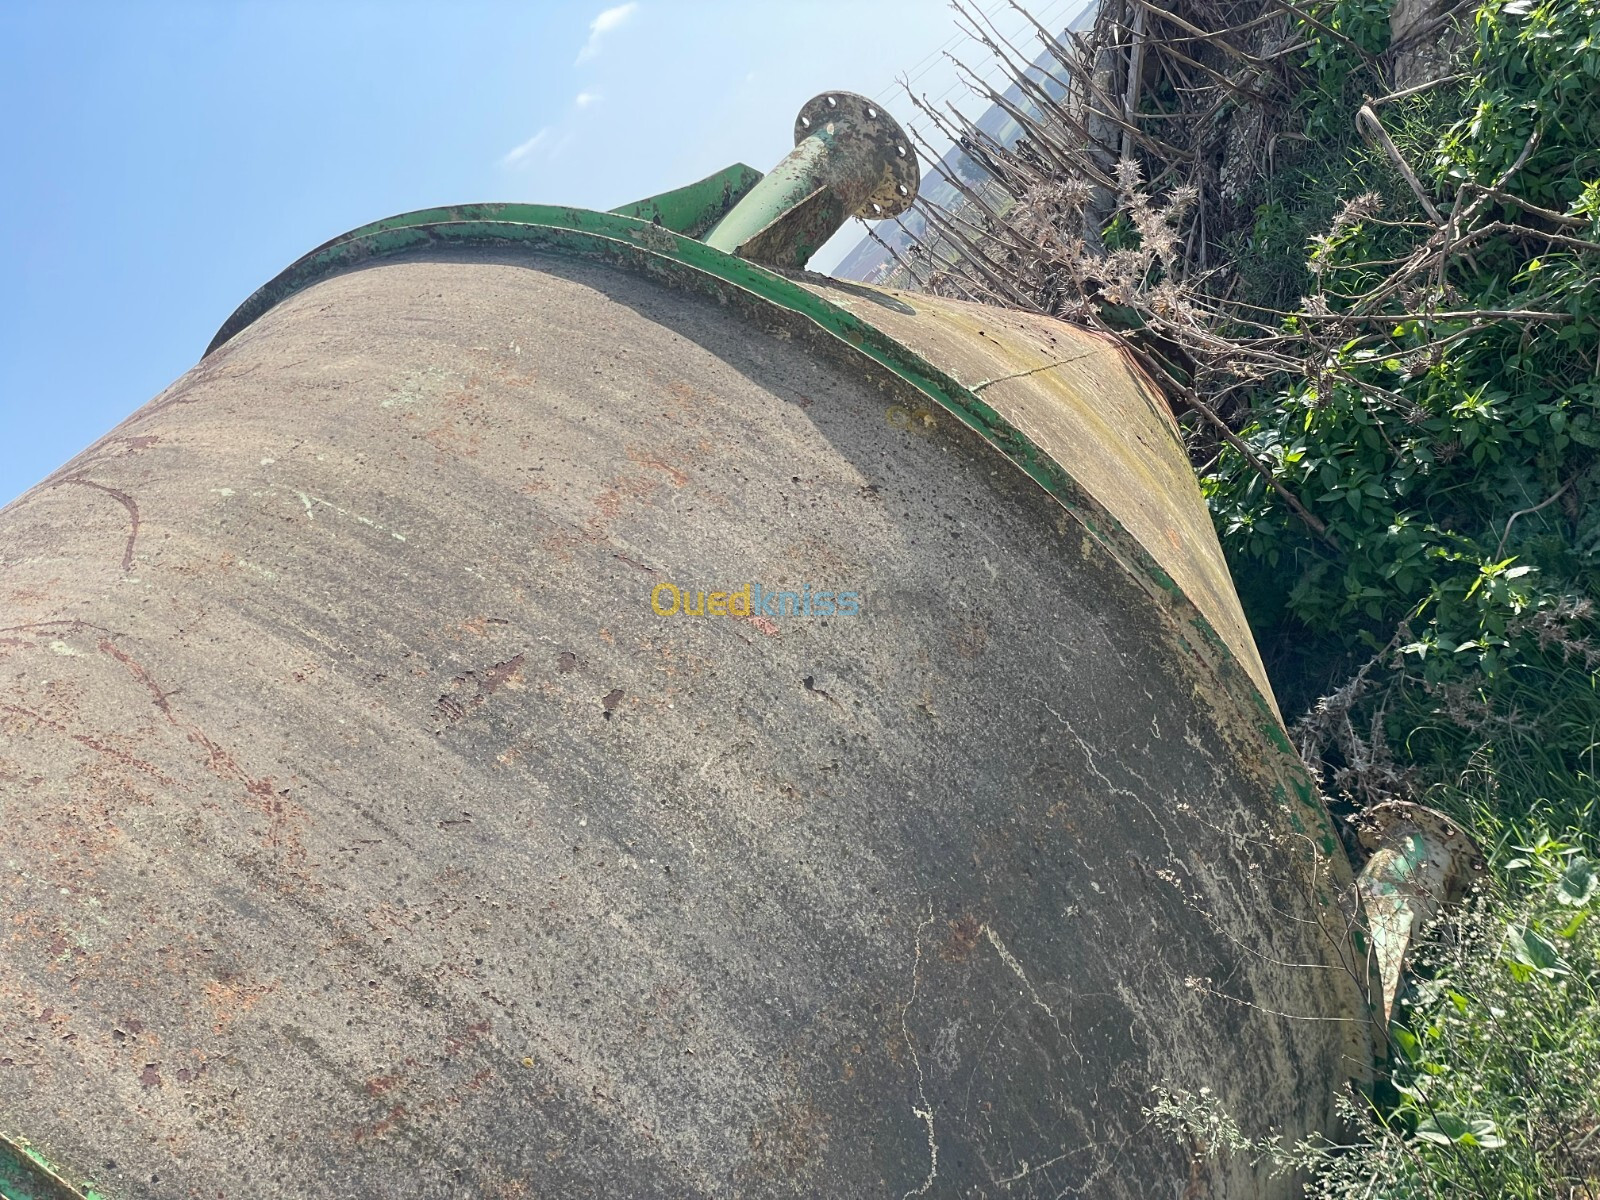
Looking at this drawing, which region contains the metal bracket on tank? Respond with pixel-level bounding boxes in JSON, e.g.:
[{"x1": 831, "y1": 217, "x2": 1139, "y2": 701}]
[
  {"x1": 1353, "y1": 801, "x2": 1485, "y2": 1026},
  {"x1": 608, "y1": 162, "x2": 765, "y2": 239},
  {"x1": 701, "y1": 91, "x2": 920, "y2": 270}
]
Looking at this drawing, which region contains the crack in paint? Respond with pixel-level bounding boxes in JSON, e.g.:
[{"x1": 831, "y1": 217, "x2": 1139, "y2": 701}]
[
  {"x1": 900, "y1": 902, "x2": 939, "y2": 1198},
  {"x1": 969, "y1": 350, "x2": 1099, "y2": 393}
]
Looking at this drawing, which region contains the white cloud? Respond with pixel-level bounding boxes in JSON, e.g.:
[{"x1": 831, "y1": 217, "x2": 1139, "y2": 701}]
[
  {"x1": 499, "y1": 92, "x2": 596, "y2": 171},
  {"x1": 575, "y1": 3, "x2": 638, "y2": 64},
  {"x1": 499, "y1": 127, "x2": 550, "y2": 168}
]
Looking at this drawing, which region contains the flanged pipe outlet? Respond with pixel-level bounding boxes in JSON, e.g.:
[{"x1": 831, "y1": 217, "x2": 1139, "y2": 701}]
[
  {"x1": 703, "y1": 90, "x2": 920, "y2": 269},
  {"x1": 1355, "y1": 801, "x2": 1487, "y2": 1026}
]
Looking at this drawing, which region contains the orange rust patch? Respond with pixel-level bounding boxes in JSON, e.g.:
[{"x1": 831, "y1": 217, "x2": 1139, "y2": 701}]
[
  {"x1": 940, "y1": 916, "x2": 983, "y2": 962},
  {"x1": 626, "y1": 444, "x2": 691, "y2": 488},
  {"x1": 95, "y1": 638, "x2": 311, "y2": 870},
  {"x1": 588, "y1": 473, "x2": 660, "y2": 533},
  {"x1": 364, "y1": 1071, "x2": 405, "y2": 1096},
  {"x1": 203, "y1": 977, "x2": 279, "y2": 1035}
]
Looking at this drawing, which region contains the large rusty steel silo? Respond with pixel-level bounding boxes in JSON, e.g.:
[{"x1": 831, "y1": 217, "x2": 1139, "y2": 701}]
[{"x1": 1, "y1": 95, "x2": 1377, "y2": 1199}]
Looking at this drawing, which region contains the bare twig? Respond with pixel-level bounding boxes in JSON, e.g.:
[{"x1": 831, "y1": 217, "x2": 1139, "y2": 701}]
[
  {"x1": 1496, "y1": 480, "x2": 1575, "y2": 559},
  {"x1": 1357, "y1": 104, "x2": 1445, "y2": 225}
]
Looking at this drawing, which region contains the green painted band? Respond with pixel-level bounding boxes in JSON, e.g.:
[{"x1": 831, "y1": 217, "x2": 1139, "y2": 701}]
[{"x1": 0, "y1": 1135, "x2": 95, "y2": 1200}]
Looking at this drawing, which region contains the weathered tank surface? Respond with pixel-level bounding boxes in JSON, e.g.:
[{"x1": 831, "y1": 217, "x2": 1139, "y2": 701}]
[{"x1": 0, "y1": 97, "x2": 1373, "y2": 1200}]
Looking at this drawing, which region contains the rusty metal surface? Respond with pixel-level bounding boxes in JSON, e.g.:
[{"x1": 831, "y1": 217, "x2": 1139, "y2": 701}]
[
  {"x1": 197, "y1": 200, "x2": 1284, "y2": 754},
  {"x1": 792, "y1": 275, "x2": 1278, "y2": 719},
  {"x1": 1, "y1": 248, "x2": 1367, "y2": 1198}
]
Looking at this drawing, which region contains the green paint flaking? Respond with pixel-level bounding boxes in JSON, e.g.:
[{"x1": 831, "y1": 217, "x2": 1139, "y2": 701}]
[{"x1": 0, "y1": 1134, "x2": 102, "y2": 1200}]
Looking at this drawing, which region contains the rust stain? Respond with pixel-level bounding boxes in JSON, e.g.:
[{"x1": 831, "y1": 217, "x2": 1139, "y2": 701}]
[
  {"x1": 202, "y1": 977, "x2": 278, "y2": 1035},
  {"x1": 940, "y1": 916, "x2": 983, "y2": 962},
  {"x1": 418, "y1": 376, "x2": 491, "y2": 459},
  {"x1": 441, "y1": 1019, "x2": 492, "y2": 1059},
  {"x1": 588, "y1": 473, "x2": 659, "y2": 534},
  {"x1": 352, "y1": 1102, "x2": 409, "y2": 1143},
  {"x1": 94, "y1": 638, "x2": 308, "y2": 864},
  {"x1": 6, "y1": 585, "x2": 56, "y2": 606},
  {"x1": 436, "y1": 654, "x2": 527, "y2": 724},
  {"x1": 53, "y1": 477, "x2": 142, "y2": 573},
  {"x1": 0, "y1": 702, "x2": 175, "y2": 786},
  {"x1": 626, "y1": 444, "x2": 691, "y2": 488},
  {"x1": 613, "y1": 553, "x2": 656, "y2": 574}
]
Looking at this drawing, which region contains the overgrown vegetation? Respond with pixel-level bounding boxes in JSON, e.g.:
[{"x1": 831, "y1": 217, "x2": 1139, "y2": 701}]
[
  {"x1": 890, "y1": 0, "x2": 1600, "y2": 1192},
  {"x1": 1153, "y1": 836, "x2": 1600, "y2": 1196}
]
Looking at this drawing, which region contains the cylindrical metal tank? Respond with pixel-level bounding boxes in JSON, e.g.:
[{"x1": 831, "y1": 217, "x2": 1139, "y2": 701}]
[{"x1": 0, "y1": 104, "x2": 1372, "y2": 1200}]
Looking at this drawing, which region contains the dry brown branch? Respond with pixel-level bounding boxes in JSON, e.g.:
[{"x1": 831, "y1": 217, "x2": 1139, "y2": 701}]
[
  {"x1": 882, "y1": 0, "x2": 1599, "y2": 546},
  {"x1": 1356, "y1": 105, "x2": 1445, "y2": 225},
  {"x1": 1496, "y1": 480, "x2": 1576, "y2": 559}
]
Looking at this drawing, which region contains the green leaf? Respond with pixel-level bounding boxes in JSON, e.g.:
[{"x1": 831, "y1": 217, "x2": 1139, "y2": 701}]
[
  {"x1": 1392, "y1": 1026, "x2": 1421, "y2": 1063},
  {"x1": 1556, "y1": 856, "x2": 1598, "y2": 906},
  {"x1": 1505, "y1": 923, "x2": 1568, "y2": 976},
  {"x1": 1415, "y1": 1113, "x2": 1505, "y2": 1149}
]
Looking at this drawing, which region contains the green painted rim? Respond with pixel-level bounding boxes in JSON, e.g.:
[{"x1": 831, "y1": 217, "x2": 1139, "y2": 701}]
[{"x1": 0, "y1": 1134, "x2": 97, "y2": 1200}]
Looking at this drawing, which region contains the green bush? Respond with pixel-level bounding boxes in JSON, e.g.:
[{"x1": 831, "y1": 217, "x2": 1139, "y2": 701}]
[
  {"x1": 1204, "y1": 0, "x2": 1600, "y2": 835},
  {"x1": 1183, "y1": 1, "x2": 1600, "y2": 1194}
]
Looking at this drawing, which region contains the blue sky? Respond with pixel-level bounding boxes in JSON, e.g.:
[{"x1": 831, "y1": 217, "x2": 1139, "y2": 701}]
[{"x1": 0, "y1": 0, "x2": 1075, "y2": 506}]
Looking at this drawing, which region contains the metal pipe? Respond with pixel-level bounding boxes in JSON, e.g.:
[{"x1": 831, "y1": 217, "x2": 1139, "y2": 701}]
[
  {"x1": 703, "y1": 91, "x2": 919, "y2": 269},
  {"x1": 1354, "y1": 801, "x2": 1485, "y2": 1026}
]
